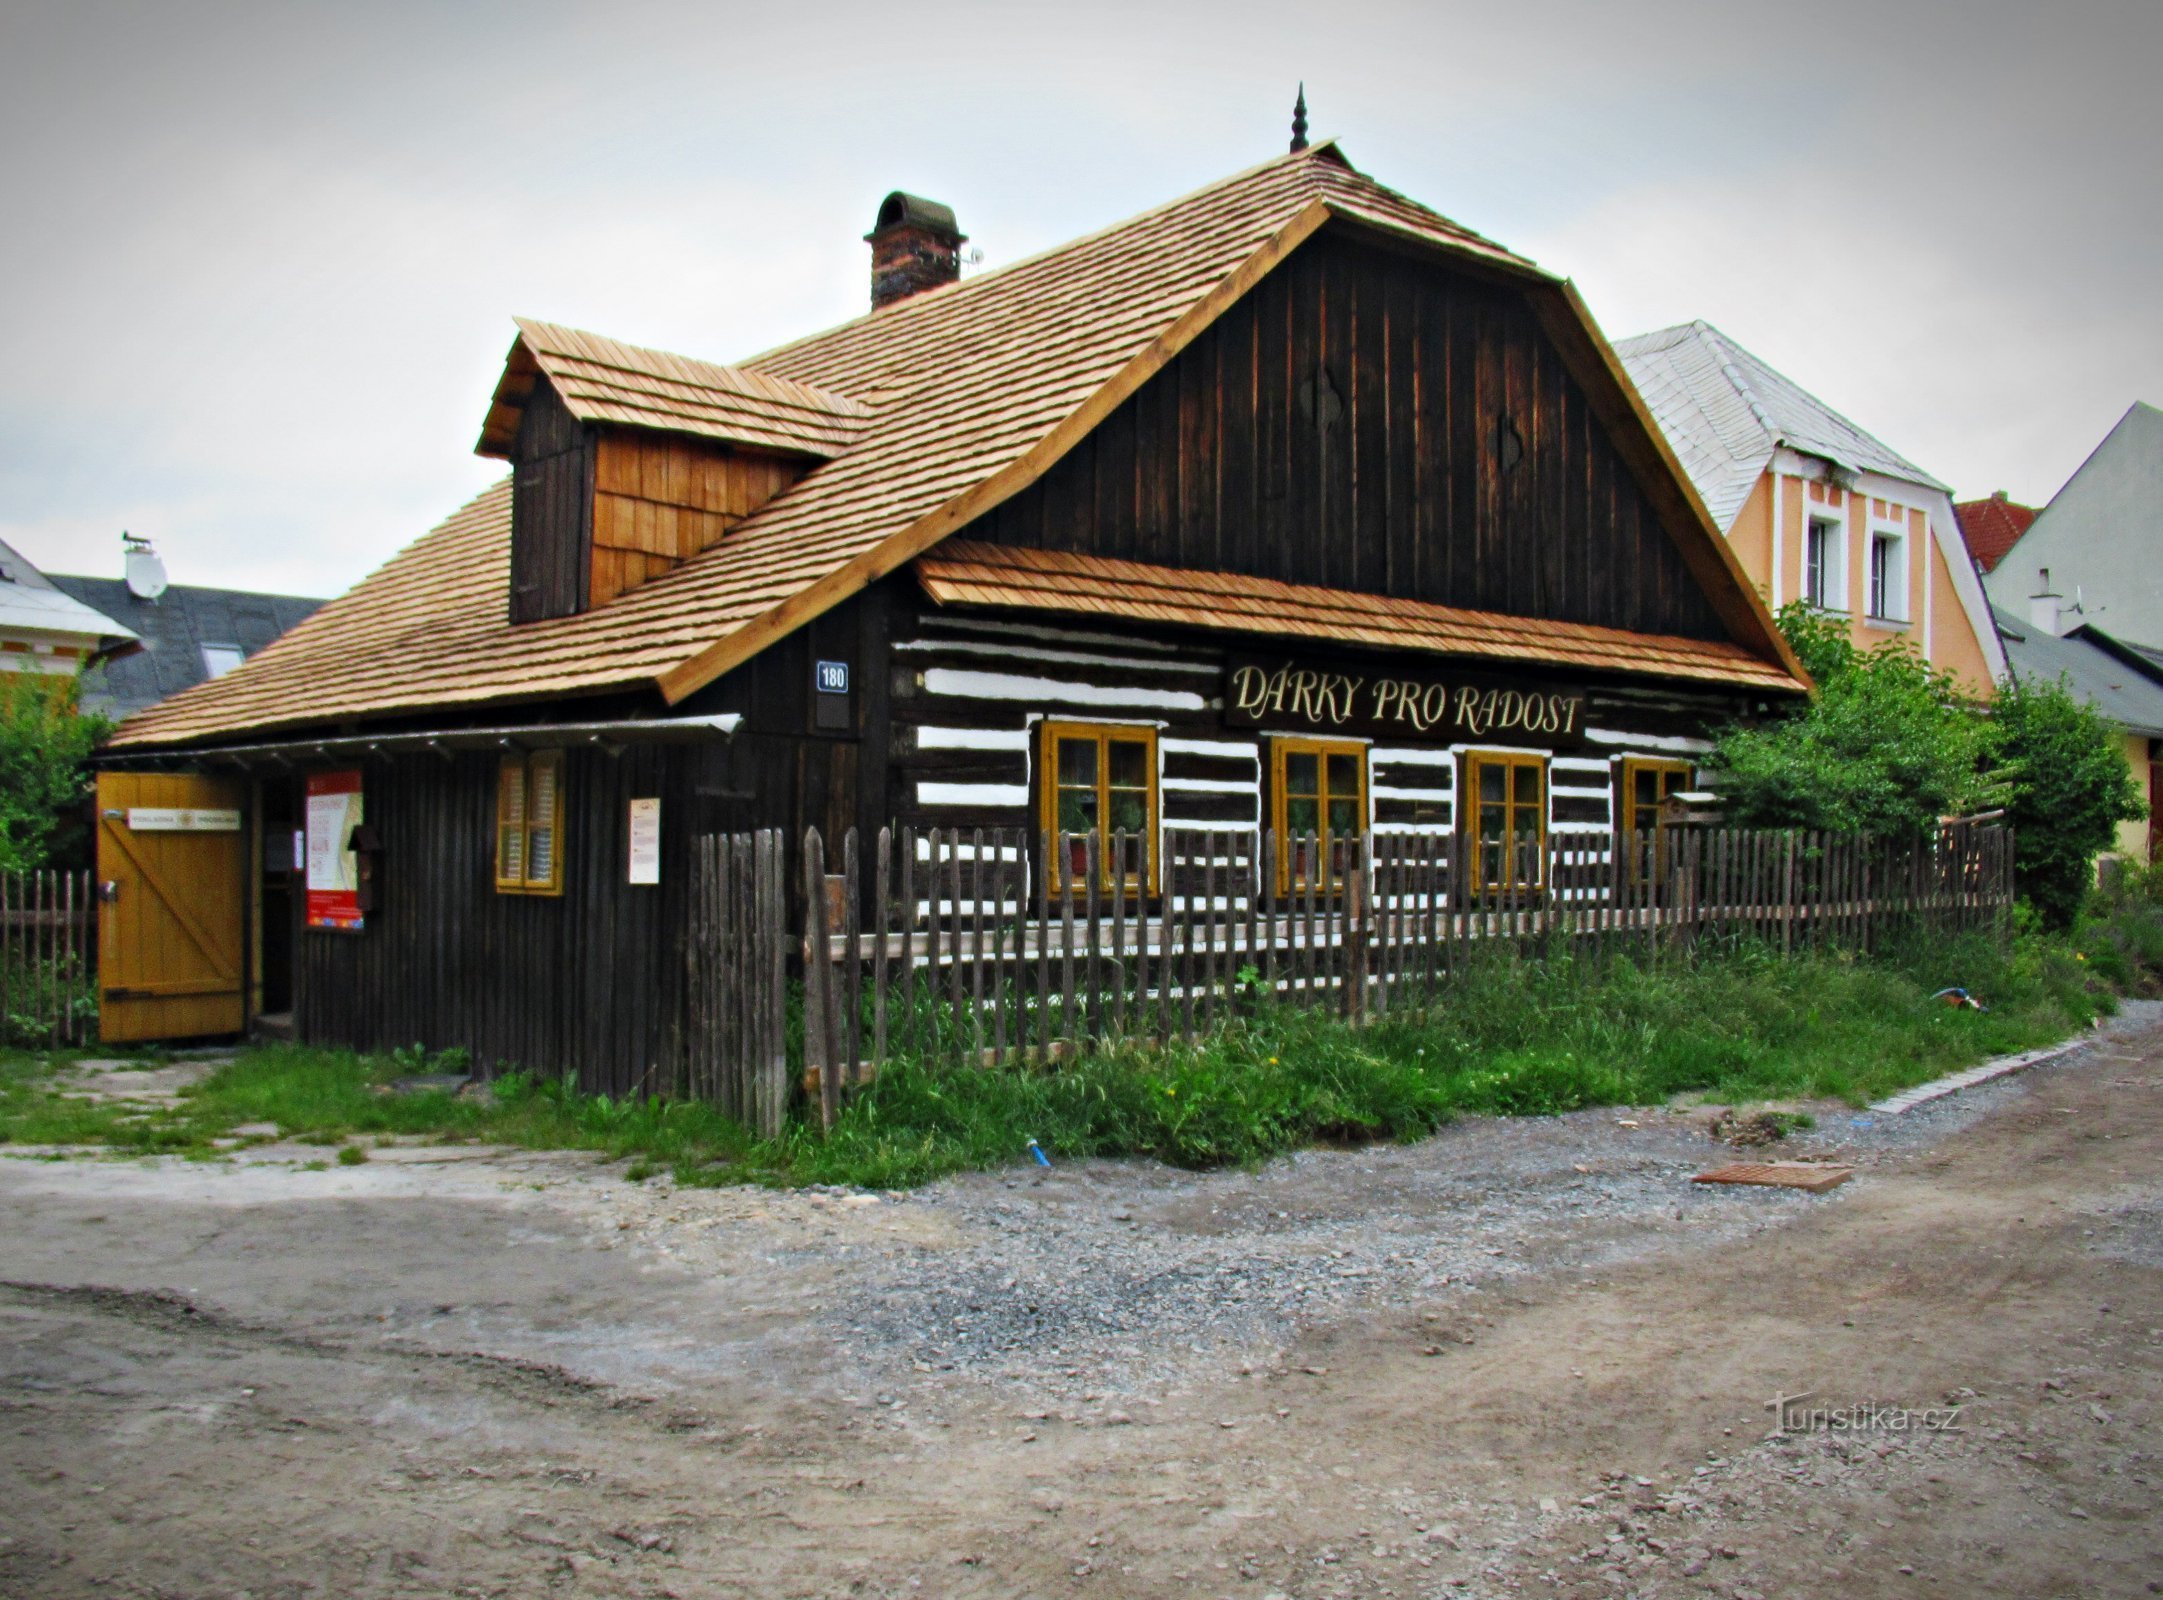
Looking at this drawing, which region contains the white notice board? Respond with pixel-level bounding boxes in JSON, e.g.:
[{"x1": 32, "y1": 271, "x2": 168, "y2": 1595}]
[{"x1": 627, "y1": 797, "x2": 661, "y2": 885}]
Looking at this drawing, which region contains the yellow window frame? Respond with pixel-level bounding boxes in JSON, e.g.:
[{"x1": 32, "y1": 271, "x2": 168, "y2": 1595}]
[
  {"x1": 1269, "y1": 736, "x2": 1368, "y2": 894},
  {"x1": 1038, "y1": 721, "x2": 1159, "y2": 894},
  {"x1": 495, "y1": 750, "x2": 565, "y2": 896},
  {"x1": 1620, "y1": 757, "x2": 1692, "y2": 884},
  {"x1": 1464, "y1": 750, "x2": 1547, "y2": 894}
]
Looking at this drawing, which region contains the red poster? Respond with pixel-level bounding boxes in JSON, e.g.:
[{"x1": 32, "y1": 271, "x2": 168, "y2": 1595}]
[{"x1": 304, "y1": 770, "x2": 365, "y2": 931}]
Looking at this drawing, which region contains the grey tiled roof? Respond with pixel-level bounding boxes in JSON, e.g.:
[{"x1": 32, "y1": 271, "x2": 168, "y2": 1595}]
[
  {"x1": 48, "y1": 576, "x2": 321, "y2": 720},
  {"x1": 1993, "y1": 607, "x2": 2163, "y2": 739},
  {"x1": 1615, "y1": 321, "x2": 1948, "y2": 532}
]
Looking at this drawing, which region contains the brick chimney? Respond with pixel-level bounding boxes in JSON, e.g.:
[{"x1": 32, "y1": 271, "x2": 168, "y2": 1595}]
[{"x1": 866, "y1": 192, "x2": 965, "y2": 311}]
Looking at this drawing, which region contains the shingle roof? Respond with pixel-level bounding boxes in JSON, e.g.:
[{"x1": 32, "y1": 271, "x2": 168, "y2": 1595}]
[
  {"x1": 1614, "y1": 321, "x2": 1947, "y2": 531},
  {"x1": 108, "y1": 144, "x2": 1799, "y2": 750},
  {"x1": 1953, "y1": 493, "x2": 2038, "y2": 574},
  {"x1": 475, "y1": 318, "x2": 871, "y2": 461},
  {"x1": 918, "y1": 542, "x2": 1803, "y2": 693},
  {"x1": 49, "y1": 576, "x2": 321, "y2": 719},
  {"x1": 1995, "y1": 607, "x2": 2163, "y2": 738}
]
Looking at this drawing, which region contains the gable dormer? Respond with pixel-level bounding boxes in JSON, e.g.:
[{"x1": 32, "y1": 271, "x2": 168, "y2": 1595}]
[{"x1": 477, "y1": 319, "x2": 868, "y2": 622}]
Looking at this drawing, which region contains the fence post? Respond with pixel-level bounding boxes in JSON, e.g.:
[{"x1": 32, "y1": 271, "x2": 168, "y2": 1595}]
[
  {"x1": 802, "y1": 829, "x2": 836, "y2": 1128},
  {"x1": 1348, "y1": 832, "x2": 1370, "y2": 1024}
]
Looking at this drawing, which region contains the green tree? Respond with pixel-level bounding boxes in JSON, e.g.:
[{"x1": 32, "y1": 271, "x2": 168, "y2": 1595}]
[
  {"x1": 0, "y1": 673, "x2": 108, "y2": 871},
  {"x1": 1708, "y1": 604, "x2": 1998, "y2": 837},
  {"x1": 1987, "y1": 674, "x2": 2144, "y2": 928}
]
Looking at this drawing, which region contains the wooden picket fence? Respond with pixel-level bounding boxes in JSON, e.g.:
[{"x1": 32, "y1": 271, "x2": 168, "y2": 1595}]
[
  {"x1": 1, "y1": 868, "x2": 97, "y2": 1048},
  {"x1": 716, "y1": 819, "x2": 2012, "y2": 1129}
]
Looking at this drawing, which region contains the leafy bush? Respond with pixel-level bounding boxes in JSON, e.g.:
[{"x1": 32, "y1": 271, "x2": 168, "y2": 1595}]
[
  {"x1": 0, "y1": 673, "x2": 108, "y2": 871},
  {"x1": 1987, "y1": 674, "x2": 2145, "y2": 928},
  {"x1": 1708, "y1": 605, "x2": 1998, "y2": 837}
]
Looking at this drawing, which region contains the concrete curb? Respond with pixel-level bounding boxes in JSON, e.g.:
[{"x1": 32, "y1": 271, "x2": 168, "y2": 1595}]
[{"x1": 1868, "y1": 1034, "x2": 2093, "y2": 1115}]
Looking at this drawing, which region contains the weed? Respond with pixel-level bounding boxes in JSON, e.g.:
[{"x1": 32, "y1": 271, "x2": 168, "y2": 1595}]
[{"x1": 336, "y1": 1144, "x2": 368, "y2": 1166}]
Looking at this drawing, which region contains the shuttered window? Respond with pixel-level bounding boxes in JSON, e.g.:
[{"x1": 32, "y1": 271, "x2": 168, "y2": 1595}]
[{"x1": 495, "y1": 751, "x2": 565, "y2": 896}]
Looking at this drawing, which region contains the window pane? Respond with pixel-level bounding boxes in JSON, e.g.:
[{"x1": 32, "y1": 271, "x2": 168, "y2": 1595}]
[
  {"x1": 1326, "y1": 798, "x2": 1358, "y2": 835},
  {"x1": 1107, "y1": 789, "x2": 1146, "y2": 833},
  {"x1": 1478, "y1": 803, "x2": 1506, "y2": 843},
  {"x1": 1286, "y1": 796, "x2": 1320, "y2": 835},
  {"x1": 1285, "y1": 751, "x2": 1319, "y2": 795},
  {"x1": 1057, "y1": 787, "x2": 1097, "y2": 833},
  {"x1": 1108, "y1": 738, "x2": 1148, "y2": 788},
  {"x1": 1056, "y1": 737, "x2": 1097, "y2": 786},
  {"x1": 1479, "y1": 762, "x2": 1505, "y2": 802},
  {"x1": 1326, "y1": 752, "x2": 1359, "y2": 797},
  {"x1": 1513, "y1": 763, "x2": 1541, "y2": 805}
]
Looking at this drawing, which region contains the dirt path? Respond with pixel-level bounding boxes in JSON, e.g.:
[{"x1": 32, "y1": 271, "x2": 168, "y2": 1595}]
[{"x1": 3, "y1": 1015, "x2": 2160, "y2": 1599}]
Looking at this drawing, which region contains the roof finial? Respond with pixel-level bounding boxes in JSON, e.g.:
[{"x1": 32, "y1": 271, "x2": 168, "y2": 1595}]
[{"x1": 1290, "y1": 84, "x2": 1309, "y2": 153}]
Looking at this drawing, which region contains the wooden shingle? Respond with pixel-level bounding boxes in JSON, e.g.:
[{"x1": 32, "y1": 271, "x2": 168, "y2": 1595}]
[{"x1": 917, "y1": 543, "x2": 1802, "y2": 692}]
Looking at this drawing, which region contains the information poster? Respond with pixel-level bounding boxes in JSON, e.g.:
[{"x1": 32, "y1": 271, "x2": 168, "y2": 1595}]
[
  {"x1": 305, "y1": 770, "x2": 365, "y2": 930},
  {"x1": 627, "y1": 797, "x2": 661, "y2": 885}
]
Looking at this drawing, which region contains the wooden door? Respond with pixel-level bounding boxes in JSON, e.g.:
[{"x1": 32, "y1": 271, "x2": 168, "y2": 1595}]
[{"x1": 95, "y1": 772, "x2": 248, "y2": 1043}]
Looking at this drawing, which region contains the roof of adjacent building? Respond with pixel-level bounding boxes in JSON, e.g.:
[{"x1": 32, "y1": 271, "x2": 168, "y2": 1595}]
[
  {"x1": 1614, "y1": 321, "x2": 1948, "y2": 532},
  {"x1": 1993, "y1": 606, "x2": 2163, "y2": 739},
  {"x1": 0, "y1": 538, "x2": 136, "y2": 648},
  {"x1": 108, "y1": 143, "x2": 1803, "y2": 751},
  {"x1": 476, "y1": 318, "x2": 872, "y2": 461},
  {"x1": 49, "y1": 575, "x2": 320, "y2": 719},
  {"x1": 1953, "y1": 492, "x2": 2038, "y2": 574},
  {"x1": 918, "y1": 543, "x2": 1803, "y2": 692}
]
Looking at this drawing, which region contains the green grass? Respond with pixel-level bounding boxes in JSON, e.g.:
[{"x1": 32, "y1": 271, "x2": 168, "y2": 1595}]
[{"x1": 0, "y1": 920, "x2": 2124, "y2": 1190}]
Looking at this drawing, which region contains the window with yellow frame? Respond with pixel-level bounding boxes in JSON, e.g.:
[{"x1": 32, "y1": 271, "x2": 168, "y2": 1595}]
[
  {"x1": 1619, "y1": 756, "x2": 1692, "y2": 883},
  {"x1": 495, "y1": 750, "x2": 565, "y2": 896},
  {"x1": 1038, "y1": 721, "x2": 1157, "y2": 892},
  {"x1": 1465, "y1": 750, "x2": 1545, "y2": 894},
  {"x1": 1270, "y1": 737, "x2": 1366, "y2": 893}
]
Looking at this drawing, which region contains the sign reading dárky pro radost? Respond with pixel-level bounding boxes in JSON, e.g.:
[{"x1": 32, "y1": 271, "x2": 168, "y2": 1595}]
[{"x1": 1224, "y1": 655, "x2": 1588, "y2": 746}]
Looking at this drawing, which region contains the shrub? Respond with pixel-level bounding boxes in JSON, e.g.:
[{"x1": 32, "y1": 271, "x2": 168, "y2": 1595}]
[
  {"x1": 1708, "y1": 604, "x2": 1998, "y2": 837},
  {"x1": 1987, "y1": 674, "x2": 2145, "y2": 928},
  {"x1": 0, "y1": 673, "x2": 107, "y2": 871}
]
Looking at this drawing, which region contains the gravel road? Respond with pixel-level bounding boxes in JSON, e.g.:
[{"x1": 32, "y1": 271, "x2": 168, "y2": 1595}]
[{"x1": 2, "y1": 1004, "x2": 2158, "y2": 1598}]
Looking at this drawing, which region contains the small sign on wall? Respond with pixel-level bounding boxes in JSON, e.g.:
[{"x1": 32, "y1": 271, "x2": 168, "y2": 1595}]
[
  {"x1": 126, "y1": 807, "x2": 241, "y2": 832},
  {"x1": 627, "y1": 797, "x2": 661, "y2": 885},
  {"x1": 304, "y1": 770, "x2": 365, "y2": 931}
]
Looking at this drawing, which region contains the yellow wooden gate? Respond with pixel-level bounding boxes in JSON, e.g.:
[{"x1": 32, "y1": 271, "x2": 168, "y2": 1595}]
[{"x1": 95, "y1": 772, "x2": 248, "y2": 1043}]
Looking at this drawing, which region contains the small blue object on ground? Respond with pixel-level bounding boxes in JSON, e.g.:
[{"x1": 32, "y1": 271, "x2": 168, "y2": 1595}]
[{"x1": 1026, "y1": 1138, "x2": 1051, "y2": 1167}]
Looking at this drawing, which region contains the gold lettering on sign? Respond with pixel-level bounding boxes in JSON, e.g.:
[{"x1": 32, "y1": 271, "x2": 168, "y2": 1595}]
[{"x1": 1229, "y1": 655, "x2": 1584, "y2": 742}]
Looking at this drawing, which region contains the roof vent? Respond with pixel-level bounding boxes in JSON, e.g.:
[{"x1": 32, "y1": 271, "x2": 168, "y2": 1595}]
[
  {"x1": 866, "y1": 192, "x2": 966, "y2": 311},
  {"x1": 123, "y1": 531, "x2": 168, "y2": 602}
]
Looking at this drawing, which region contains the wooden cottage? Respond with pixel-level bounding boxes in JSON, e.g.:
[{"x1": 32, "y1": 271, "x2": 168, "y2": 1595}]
[{"x1": 97, "y1": 140, "x2": 1808, "y2": 1081}]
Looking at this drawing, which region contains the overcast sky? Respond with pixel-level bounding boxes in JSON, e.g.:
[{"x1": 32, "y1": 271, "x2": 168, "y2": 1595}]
[{"x1": 4, "y1": 0, "x2": 2157, "y2": 598}]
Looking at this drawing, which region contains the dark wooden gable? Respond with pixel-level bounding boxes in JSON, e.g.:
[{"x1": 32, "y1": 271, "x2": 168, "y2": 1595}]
[
  {"x1": 966, "y1": 229, "x2": 1730, "y2": 642},
  {"x1": 508, "y1": 375, "x2": 593, "y2": 623}
]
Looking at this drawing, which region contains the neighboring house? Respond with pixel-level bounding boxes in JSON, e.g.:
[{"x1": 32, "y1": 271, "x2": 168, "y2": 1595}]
[
  {"x1": 1983, "y1": 401, "x2": 2163, "y2": 649},
  {"x1": 1617, "y1": 321, "x2": 2006, "y2": 697},
  {"x1": 96, "y1": 138, "x2": 1808, "y2": 1069},
  {"x1": 49, "y1": 539, "x2": 321, "y2": 720},
  {"x1": 0, "y1": 536, "x2": 136, "y2": 681},
  {"x1": 1993, "y1": 607, "x2": 2163, "y2": 864},
  {"x1": 1953, "y1": 490, "x2": 2038, "y2": 576}
]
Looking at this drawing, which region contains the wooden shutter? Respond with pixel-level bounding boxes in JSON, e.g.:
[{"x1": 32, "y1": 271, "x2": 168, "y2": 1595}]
[
  {"x1": 495, "y1": 759, "x2": 528, "y2": 889},
  {"x1": 524, "y1": 753, "x2": 564, "y2": 895}
]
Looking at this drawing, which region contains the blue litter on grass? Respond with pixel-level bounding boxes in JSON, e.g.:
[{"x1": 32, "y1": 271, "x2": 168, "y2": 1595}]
[{"x1": 1026, "y1": 1138, "x2": 1052, "y2": 1167}]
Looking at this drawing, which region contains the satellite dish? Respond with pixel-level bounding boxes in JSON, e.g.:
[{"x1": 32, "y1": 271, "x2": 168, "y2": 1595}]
[{"x1": 122, "y1": 532, "x2": 168, "y2": 601}]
